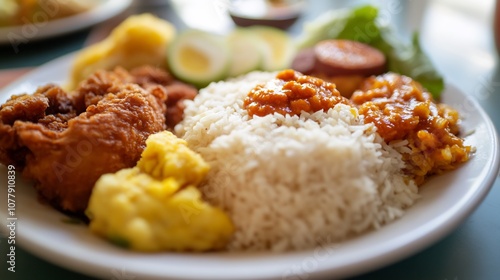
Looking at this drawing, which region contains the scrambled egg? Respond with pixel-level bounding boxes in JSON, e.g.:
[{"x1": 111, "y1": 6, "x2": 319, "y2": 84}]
[
  {"x1": 68, "y1": 14, "x2": 176, "y2": 89},
  {"x1": 86, "y1": 132, "x2": 233, "y2": 252},
  {"x1": 137, "y1": 133, "x2": 208, "y2": 186}
]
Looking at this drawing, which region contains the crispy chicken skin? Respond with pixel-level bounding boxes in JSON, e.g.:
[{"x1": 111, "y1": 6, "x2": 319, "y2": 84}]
[{"x1": 0, "y1": 66, "x2": 195, "y2": 213}]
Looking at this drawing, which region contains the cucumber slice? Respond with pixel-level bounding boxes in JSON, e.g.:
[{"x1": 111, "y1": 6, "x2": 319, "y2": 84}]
[
  {"x1": 168, "y1": 29, "x2": 231, "y2": 88},
  {"x1": 227, "y1": 28, "x2": 265, "y2": 77},
  {"x1": 246, "y1": 26, "x2": 296, "y2": 71}
]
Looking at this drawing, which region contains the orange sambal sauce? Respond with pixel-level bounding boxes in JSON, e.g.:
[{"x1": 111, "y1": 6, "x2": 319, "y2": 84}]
[
  {"x1": 244, "y1": 70, "x2": 471, "y2": 185},
  {"x1": 351, "y1": 73, "x2": 471, "y2": 184},
  {"x1": 244, "y1": 69, "x2": 349, "y2": 117}
]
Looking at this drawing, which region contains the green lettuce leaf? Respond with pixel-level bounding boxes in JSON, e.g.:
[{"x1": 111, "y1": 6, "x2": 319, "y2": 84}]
[{"x1": 296, "y1": 5, "x2": 444, "y2": 99}]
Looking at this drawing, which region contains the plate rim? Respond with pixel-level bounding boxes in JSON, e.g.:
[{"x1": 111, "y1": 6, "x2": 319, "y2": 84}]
[{"x1": 0, "y1": 53, "x2": 499, "y2": 280}]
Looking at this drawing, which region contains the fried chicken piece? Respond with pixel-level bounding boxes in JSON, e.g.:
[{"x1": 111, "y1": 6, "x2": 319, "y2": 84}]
[
  {"x1": 128, "y1": 66, "x2": 198, "y2": 129},
  {"x1": 74, "y1": 66, "x2": 196, "y2": 129},
  {"x1": 164, "y1": 82, "x2": 197, "y2": 129},
  {"x1": 0, "y1": 67, "x2": 171, "y2": 213}
]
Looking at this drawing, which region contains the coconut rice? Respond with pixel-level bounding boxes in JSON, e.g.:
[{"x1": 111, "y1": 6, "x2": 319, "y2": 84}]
[{"x1": 175, "y1": 72, "x2": 419, "y2": 252}]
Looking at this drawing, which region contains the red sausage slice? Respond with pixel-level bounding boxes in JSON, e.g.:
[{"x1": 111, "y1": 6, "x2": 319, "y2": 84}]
[
  {"x1": 291, "y1": 48, "x2": 316, "y2": 75},
  {"x1": 313, "y1": 40, "x2": 386, "y2": 76}
]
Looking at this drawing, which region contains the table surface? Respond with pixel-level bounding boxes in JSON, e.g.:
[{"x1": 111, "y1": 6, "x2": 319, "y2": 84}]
[{"x1": 1, "y1": 0, "x2": 499, "y2": 279}]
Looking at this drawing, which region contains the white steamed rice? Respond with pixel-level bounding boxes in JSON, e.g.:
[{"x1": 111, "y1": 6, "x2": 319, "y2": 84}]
[{"x1": 175, "y1": 71, "x2": 419, "y2": 252}]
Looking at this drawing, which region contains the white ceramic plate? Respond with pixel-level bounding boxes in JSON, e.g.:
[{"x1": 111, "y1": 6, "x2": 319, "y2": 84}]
[
  {"x1": 0, "y1": 0, "x2": 132, "y2": 44},
  {"x1": 0, "y1": 53, "x2": 499, "y2": 280}
]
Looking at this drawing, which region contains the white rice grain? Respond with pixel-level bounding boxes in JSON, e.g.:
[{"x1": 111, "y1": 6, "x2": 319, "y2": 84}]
[{"x1": 176, "y1": 72, "x2": 419, "y2": 251}]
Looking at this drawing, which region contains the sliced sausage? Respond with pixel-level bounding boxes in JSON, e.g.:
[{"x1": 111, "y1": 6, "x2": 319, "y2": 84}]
[
  {"x1": 313, "y1": 40, "x2": 386, "y2": 76},
  {"x1": 291, "y1": 48, "x2": 316, "y2": 75}
]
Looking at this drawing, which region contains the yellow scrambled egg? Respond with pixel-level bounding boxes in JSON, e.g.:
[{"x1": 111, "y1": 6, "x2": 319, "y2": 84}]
[
  {"x1": 86, "y1": 132, "x2": 233, "y2": 252},
  {"x1": 68, "y1": 13, "x2": 176, "y2": 89},
  {"x1": 137, "y1": 133, "x2": 208, "y2": 186}
]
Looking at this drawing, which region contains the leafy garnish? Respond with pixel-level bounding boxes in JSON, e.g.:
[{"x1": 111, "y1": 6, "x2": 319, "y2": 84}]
[{"x1": 297, "y1": 5, "x2": 444, "y2": 99}]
